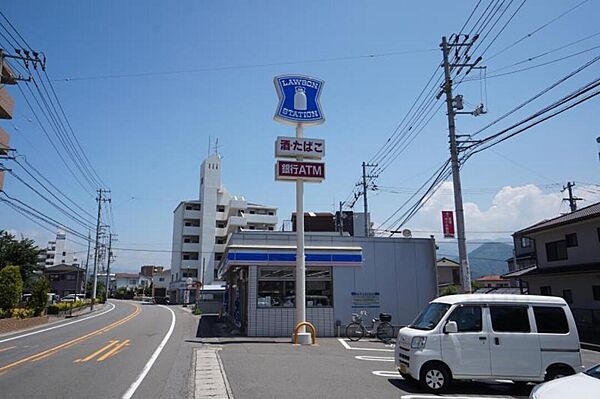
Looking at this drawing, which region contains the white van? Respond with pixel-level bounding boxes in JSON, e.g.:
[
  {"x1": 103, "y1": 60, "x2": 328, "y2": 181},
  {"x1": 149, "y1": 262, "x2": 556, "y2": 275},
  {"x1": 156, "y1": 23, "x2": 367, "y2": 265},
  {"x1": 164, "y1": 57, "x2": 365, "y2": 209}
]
[{"x1": 395, "y1": 294, "x2": 584, "y2": 392}]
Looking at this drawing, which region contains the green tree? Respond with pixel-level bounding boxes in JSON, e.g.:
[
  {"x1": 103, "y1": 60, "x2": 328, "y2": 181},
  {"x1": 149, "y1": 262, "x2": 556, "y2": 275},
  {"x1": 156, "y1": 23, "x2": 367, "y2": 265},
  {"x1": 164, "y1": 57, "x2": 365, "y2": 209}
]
[
  {"x1": 85, "y1": 280, "x2": 105, "y2": 299},
  {"x1": 439, "y1": 285, "x2": 459, "y2": 296},
  {"x1": 29, "y1": 277, "x2": 50, "y2": 316},
  {"x1": 0, "y1": 230, "x2": 42, "y2": 290},
  {"x1": 0, "y1": 266, "x2": 23, "y2": 312}
]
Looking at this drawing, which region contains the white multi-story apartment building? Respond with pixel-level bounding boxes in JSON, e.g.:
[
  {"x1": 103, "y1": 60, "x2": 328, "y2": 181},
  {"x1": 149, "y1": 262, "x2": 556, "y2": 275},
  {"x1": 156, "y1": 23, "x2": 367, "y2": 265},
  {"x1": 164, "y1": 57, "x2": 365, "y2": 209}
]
[
  {"x1": 38, "y1": 230, "x2": 79, "y2": 268},
  {"x1": 169, "y1": 153, "x2": 278, "y2": 302}
]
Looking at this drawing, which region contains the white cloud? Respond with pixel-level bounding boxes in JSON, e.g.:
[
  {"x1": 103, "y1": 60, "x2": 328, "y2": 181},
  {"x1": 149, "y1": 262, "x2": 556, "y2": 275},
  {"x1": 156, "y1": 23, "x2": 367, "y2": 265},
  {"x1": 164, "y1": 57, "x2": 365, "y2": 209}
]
[{"x1": 404, "y1": 182, "x2": 600, "y2": 240}]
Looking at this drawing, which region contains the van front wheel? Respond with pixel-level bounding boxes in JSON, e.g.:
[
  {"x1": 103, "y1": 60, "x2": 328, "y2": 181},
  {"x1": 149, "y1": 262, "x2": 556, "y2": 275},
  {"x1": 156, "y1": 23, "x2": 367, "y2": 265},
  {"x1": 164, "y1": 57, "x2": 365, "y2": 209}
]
[{"x1": 420, "y1": 363, "x2": 451, "y2": 393}]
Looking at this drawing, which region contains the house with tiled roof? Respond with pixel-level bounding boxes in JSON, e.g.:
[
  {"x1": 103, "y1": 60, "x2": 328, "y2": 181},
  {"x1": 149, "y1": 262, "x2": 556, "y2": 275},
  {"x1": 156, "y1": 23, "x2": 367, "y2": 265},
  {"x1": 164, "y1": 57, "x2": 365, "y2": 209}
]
[{"x1": 503, "y1": 201, "x2": 600, "y2": 344}]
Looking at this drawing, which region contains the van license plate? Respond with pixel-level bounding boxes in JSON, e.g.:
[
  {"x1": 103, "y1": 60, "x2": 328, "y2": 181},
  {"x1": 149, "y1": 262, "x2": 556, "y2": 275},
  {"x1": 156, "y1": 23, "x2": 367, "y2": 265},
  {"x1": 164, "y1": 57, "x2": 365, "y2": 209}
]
[{"x1": 400, "y1": 364, "x2": 407, "y2": 374}]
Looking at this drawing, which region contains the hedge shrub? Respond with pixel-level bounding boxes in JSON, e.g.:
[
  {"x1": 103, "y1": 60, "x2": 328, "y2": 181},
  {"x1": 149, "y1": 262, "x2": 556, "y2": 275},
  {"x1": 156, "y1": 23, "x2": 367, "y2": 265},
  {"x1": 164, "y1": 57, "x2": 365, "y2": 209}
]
[{"x1": 0, "y1": 266, "x2": 23, "y2": 312}]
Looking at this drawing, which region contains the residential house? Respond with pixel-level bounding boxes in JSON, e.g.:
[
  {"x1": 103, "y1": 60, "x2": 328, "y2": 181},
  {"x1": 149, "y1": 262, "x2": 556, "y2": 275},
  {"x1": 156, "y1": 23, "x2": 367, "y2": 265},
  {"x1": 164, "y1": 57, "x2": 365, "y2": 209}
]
[
  {"x1": 436, "y1": 257, "x2": 462, "y2": 294},
  {"x1": 43, "y1": 264, "x2": 85, "y2": 297},
  {"x1": 152, "y1": 269, "x2": 170, "y2": 298},
  {"x1": 504, "y1": 201, "x2": 600, "y2": 344},
  {"x1": 475, "y1": 275, "x2": 510, "y2": 288}
]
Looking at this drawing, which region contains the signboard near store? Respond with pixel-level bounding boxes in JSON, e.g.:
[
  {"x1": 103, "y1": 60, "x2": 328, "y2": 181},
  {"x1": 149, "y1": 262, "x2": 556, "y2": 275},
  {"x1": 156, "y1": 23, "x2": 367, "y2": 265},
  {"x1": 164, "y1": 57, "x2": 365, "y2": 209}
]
[
  {"x1": 275, "y1": 160, "x2": 325, "y2": 182},
  {"x1": 351, "y1": 292, "x2": 380, "y2": 309},
  {"x1": 275, "y1": 136, "x2": 325, "y2": 159},
  {"x1": 442, "y1": 210, "x2": 455, "y2": 238},
  {"x1": 273, "y1": 75, "x2": 325, "y2": 126}
]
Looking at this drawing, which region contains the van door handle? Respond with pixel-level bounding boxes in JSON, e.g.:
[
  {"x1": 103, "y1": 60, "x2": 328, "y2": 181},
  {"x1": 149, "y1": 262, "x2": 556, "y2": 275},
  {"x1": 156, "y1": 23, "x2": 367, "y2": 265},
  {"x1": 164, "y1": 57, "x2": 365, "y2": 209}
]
[
  {"x1": 478, "y1": 336, "x2": 487, "y2": 341},
  {"x1": 494, "y1": 337, "x2": 500, "y2": 345}
]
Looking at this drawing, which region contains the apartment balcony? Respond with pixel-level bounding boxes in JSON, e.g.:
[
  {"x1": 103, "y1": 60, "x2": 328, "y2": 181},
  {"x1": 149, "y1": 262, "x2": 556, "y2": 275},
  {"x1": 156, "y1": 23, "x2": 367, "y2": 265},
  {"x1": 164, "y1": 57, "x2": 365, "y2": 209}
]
[
  {"x1": 229, "y1": 198, "x2": 247, "y2": 210},
  {"x1": 215, "y1": 227, "x2": 227, "y2": 237},
  {"x1": 182, "y1": 243, "x2": 200, "y2": 253},
  {"x1": 181, "y1": 260, "x2": 201, "y2": 269},
  {"x1": 183, "y1": 226, "x2": 201, "y2": 236},
  {"x1": 214, "y1": 243, "x2": 227, "y2": 253},
  {"x1": 183, "y1": 209, "x2": 202, "y2": 219},
  {"x1": 228, "y1": 216, "x2": 247, "y2": 227},
  {"x1": 245, "y1": 213, "x2": 278, "y2": 226},
  {"x1": 216, "y1": 212, "x2": 228, "y2": 221}
]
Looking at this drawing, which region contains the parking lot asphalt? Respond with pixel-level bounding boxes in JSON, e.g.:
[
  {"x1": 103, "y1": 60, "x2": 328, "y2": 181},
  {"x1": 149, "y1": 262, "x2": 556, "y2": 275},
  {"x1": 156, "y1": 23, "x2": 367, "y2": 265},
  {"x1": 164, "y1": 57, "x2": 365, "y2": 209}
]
[{"x1": 212, "y1": 336, "x2": 600, "y2": 399}]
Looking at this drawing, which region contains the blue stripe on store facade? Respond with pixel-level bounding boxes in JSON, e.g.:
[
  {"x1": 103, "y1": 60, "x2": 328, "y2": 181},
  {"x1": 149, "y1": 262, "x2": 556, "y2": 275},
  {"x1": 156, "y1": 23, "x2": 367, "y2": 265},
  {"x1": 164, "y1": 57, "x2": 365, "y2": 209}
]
[{"x1": 226, "y1": 252, "x2": 362, "y2": 263}]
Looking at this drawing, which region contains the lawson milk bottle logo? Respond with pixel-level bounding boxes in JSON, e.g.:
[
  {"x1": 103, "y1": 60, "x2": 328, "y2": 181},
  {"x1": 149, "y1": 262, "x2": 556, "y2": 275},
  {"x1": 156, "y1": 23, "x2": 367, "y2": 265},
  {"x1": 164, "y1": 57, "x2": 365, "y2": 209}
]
[{"x1": 273, "y1": 75, "x2": 325, "y2": 126}]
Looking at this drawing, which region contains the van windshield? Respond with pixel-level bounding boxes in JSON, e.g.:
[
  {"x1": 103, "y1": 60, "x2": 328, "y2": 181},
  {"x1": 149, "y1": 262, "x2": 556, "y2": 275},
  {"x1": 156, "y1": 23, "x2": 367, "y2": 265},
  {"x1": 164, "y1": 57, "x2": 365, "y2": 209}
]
[{"x1": 409, "y1": 303, "x2": 451, "y2": 330}]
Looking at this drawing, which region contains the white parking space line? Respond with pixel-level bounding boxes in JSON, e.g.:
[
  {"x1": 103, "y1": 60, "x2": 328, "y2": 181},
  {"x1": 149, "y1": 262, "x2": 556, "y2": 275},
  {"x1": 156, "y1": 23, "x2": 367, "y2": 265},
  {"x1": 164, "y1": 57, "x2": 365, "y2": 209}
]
[
  {"x1": 0, "y1": 302, "x2": 116, "y2": 344},
  {"x1": 355, "y1": 355, "x2": 394, "y2": 362},
  {"x1": 401, "y1": 396, "x2": 517, "y2": 399},
  {"x1": 372, "y1": 370, "x2": 403, "y2": 378},
  {"x1": 337, "y1": 338, "x2": 394, "y2": 352}
]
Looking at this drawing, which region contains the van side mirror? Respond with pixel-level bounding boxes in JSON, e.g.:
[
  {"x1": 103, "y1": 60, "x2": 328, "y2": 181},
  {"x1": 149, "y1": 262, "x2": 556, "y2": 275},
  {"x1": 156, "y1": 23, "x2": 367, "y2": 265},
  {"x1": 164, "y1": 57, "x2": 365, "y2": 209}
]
[{"x1": 444, "y1": 321, "x2": 458, "y2": 334}]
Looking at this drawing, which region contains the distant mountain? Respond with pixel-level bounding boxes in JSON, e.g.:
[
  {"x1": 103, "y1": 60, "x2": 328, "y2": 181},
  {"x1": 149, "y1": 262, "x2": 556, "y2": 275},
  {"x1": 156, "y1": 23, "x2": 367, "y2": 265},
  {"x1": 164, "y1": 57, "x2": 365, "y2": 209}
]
[{"x1": 468, "y1": 242, "x2": 513, "y2": 279}]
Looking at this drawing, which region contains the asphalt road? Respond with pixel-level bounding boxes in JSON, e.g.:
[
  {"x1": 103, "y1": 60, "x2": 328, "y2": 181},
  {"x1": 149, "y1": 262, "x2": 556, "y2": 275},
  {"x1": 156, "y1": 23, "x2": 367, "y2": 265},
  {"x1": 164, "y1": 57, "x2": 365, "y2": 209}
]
[
  {"x1": 218, "y1": 336, "x2": 600, "y2": 399},
  {"x1": 0, "y1": 300, "x2": 199, "y2": 399}
]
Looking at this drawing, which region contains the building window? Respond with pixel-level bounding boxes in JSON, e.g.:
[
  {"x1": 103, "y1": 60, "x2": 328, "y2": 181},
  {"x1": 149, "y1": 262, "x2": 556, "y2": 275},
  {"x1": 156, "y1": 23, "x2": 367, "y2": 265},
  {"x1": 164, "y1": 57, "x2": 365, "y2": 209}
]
[
  {"x1": 257, "y1": 267, "x2": 332, "y2": 308},
  {"x1": 214, "y1": 253, "x2": 222, "y2": 261},
  {"x1": 214, "y1": 269, "x2": 219, "y2": 280},
  {"x1": 593, "y1": 286, "x2": 600, "y2": 301},
  {"x1": 546, "y1": 240, "x2": 567, "y2": 262},
  {"x1": 159, "y1": 277, "x2": 164, "y2": 282},
  {"x1": 62, "y1": 251, "x2": 66, "y2": 256},
  {"x1": 182, "y1": 268, "x2": 198, "y2": 278},
  {"x1": 268, "y1": 211, "x2": 274, "y2": 216},
  {"x1": 268, "y1": 226, "x2": 274, "y2": 231},
  {"x1": 216, "y1": 221, "x2": 226, "y2": 228},
  {"x1": 184, "y1": 219, "x2": 200, "y2": 227},
  {"x1": 565, "y1": 233, "x2": 578, "y2": 248},
  {"x1": 128, "y1": 279, "x2": 137, "y2": 285},
  {"x1": 215, "y1": 237, "x2": 225, "y2": 244},
  {"x1": 249, "y1": 210, "x2": 255, "y2": 214},
  {"x1": 185, "y1": 204, "x2": 201, "y2": 211},
  {"x1": 540, "y1": 286, "x2": 552, "y2": 296},
  {"x1": 562, "y1": 289, "x2": 573, "y2": 304},
  {"x1": 182, "y1": 252, "x2": 199, "y2": 261},
  {"x1": 520, "y1": 237, "x2": 531, "y2": 248},
  {"x1": 216, "y1": 205, "x2": 225, "y2": 212},
  {"x1": 183, "y1": 235, "x2": 199, "y2": 243}
]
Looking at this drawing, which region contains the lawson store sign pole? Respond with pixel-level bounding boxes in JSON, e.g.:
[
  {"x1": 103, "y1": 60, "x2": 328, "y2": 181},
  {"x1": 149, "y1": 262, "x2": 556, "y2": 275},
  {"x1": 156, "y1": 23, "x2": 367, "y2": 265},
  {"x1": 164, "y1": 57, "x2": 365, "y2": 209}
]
[{"x1": 273, "y1": 75, "x2": 325, "y2": 345}]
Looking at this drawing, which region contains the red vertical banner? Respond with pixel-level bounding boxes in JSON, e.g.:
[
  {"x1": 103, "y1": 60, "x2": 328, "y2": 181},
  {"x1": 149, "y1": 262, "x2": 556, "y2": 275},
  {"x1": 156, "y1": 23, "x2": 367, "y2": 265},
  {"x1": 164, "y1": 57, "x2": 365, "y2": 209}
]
[{"x1": 442, "y1": 211, "x2": 455, "y2": 238}]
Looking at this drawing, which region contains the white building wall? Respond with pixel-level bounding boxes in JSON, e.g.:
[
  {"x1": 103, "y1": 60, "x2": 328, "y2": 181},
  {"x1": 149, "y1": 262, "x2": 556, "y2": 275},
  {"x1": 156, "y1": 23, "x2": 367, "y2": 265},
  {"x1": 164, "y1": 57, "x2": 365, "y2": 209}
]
[{"x1": 199, "y1": 154, "x2": 221, "y2": 284}]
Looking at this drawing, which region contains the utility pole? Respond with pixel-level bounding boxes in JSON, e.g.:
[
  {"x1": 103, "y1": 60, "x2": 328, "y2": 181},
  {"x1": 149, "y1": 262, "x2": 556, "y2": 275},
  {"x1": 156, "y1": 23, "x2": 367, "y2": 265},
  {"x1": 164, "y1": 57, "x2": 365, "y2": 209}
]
[
  {"x1": 338, "y1": 201, "x2": 344, "y2": 236},
  {"x1": 562, "y1": 181, "x2": 582, "y2": 212},
  {"x1": 440, "y1": 35, "x2": 483, "y2": 294},
  {"x1": 361, "y1": 162, "x2": 378, "y2": 237},
  {"x1": 83, "y1": 231, "x2": 91, "y2": 297},
  {"x1": 91, "y1": 189, "x2": 110, "y2": 310},
  {"x1": 105, "y1": 232, "x2": 116, "y2": 299}
]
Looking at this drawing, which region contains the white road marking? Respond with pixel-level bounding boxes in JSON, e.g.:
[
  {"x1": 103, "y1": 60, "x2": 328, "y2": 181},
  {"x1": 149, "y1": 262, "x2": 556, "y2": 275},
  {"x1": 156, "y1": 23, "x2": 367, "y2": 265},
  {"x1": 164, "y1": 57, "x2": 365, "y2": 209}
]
[
  {"x1": 372, "y1": 370, "x2": 403, "y2": 378},
  {"x1": 355, "y1": 355, "x2": 394, "y2": 362},
  {"x1": 401, "y1": 396, "x2": 517, "y2": 399},
  {"x1": 121, "y1": 305, "x2": 176, "y2": 399},
  {"x1": 0, "y1": 302, "x2": 116, "y2": 344},
  {"x1": 337, "y1": 338, "x2": 394, "y2": 352}
]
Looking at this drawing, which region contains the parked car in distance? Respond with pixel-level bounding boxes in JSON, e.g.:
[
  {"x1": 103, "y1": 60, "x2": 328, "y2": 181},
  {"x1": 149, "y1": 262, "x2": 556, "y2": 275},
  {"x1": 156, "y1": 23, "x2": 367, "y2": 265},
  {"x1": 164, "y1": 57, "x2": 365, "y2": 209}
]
[
  {"x1": 154, "y1": 297, "x2": 170, "y2": 305},
  {"x1": 395, "y1": 294, "x2": 584, "y2": 393},
  {"x1": 530, "y1": 364, "x2": 600, "y2": 399},
  {"x1": 61, "y1": 294, "x2": 85, "y2": 302},
  {"x1": 47, "y1": 293, "x2": 59, "y2": 304}
]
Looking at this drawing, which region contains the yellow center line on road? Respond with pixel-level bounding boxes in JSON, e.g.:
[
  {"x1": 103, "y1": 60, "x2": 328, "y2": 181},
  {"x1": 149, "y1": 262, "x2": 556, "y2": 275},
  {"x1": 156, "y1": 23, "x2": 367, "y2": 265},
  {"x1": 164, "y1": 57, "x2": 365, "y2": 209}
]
[
  {"x1": 74, "y1": 340, "x2": 120, "y2": 363},
  {"x1": 0, "y1": 346, "x2": 16, "y2": 354},
  {"x1": 0, "y1": 304, "x2": 141, "y2": 374},
  {"x1": 97, "y1": 339, "x2": 130, "y2": 362}
]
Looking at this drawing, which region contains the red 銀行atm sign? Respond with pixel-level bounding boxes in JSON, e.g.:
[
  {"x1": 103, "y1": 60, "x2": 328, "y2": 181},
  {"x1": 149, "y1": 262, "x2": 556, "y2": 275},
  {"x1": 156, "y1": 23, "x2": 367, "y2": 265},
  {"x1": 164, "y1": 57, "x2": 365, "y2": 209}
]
[
  {"x1": 442, "y1": 210, "x2": 455, "y2": 238},
  {"x1": 275, "y1": 160, "x2": 325, "y2": 182}
]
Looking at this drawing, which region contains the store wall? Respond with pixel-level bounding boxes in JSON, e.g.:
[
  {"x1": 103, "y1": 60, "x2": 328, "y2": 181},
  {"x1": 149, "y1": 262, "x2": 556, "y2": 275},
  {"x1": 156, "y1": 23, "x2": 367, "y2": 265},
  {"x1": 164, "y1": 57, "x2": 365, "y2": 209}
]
[{"x1": 332, "y1": 237, "x2": 437, "y2": 328}]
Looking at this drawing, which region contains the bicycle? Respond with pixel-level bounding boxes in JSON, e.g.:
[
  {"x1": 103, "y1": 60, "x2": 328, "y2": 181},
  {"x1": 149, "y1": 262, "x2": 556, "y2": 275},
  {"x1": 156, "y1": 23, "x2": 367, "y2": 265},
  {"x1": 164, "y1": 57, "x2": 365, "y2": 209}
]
[{"x1": 345, "y1": 310, "x2": 395, "y2": 342}]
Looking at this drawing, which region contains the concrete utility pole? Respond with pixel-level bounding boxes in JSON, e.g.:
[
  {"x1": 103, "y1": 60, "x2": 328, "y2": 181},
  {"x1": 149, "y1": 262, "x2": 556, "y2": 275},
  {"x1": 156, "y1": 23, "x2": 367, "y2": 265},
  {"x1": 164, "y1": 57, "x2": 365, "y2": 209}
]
[
  {"x1": 91, "y1": 189, "x2": 110, "y2": 310},
  {"x1": 563, "y1": 181, "x2": 582, "y2": 212},
  {"x1": 440, "y1": 35, "x2": 483, "y2": 294},
  {"x1": 83, "y1": 231, "x2": 91, "y2": 296},
  {"x1": 361, "y1": 162, "x2": 378, "y2": 237},
  {"x1": 105, "y1": 232, "x2": 116, "y2": 299},
  {"x1": 338, "y1": 201, "x2": 344, "y2": 236}
]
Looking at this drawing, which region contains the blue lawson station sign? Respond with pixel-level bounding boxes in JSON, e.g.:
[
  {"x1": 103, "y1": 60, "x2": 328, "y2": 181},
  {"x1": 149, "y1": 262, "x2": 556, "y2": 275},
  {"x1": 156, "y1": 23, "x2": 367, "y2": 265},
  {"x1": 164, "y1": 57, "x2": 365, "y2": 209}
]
[{"x1": 273, "y1": 75, "x2": 325, "y2": 126}]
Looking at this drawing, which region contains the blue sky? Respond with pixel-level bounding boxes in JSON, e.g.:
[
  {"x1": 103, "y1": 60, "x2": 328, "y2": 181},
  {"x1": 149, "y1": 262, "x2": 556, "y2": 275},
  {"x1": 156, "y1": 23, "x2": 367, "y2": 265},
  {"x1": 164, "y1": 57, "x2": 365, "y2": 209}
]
[{"x1": 1, "y1": 1, "x2": 599, "y2": 271}]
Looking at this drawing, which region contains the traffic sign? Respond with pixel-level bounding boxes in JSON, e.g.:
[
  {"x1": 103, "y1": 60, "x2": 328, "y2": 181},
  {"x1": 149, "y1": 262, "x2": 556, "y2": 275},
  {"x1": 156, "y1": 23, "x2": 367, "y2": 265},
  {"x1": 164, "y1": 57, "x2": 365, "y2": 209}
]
[{"x1": 273, "y1": 75, "x2": 325, "y2": 126}]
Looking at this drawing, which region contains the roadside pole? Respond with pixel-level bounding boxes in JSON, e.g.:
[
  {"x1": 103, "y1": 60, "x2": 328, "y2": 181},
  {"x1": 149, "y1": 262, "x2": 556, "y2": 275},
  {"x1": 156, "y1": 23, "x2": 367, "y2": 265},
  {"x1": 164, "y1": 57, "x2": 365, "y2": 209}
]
[
  {"x1": 295, "y1": 123, "x2": 306, "y2": 335},
  {"x1": 273, "y1": 75, "x2": 326, "y2": 345}
]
